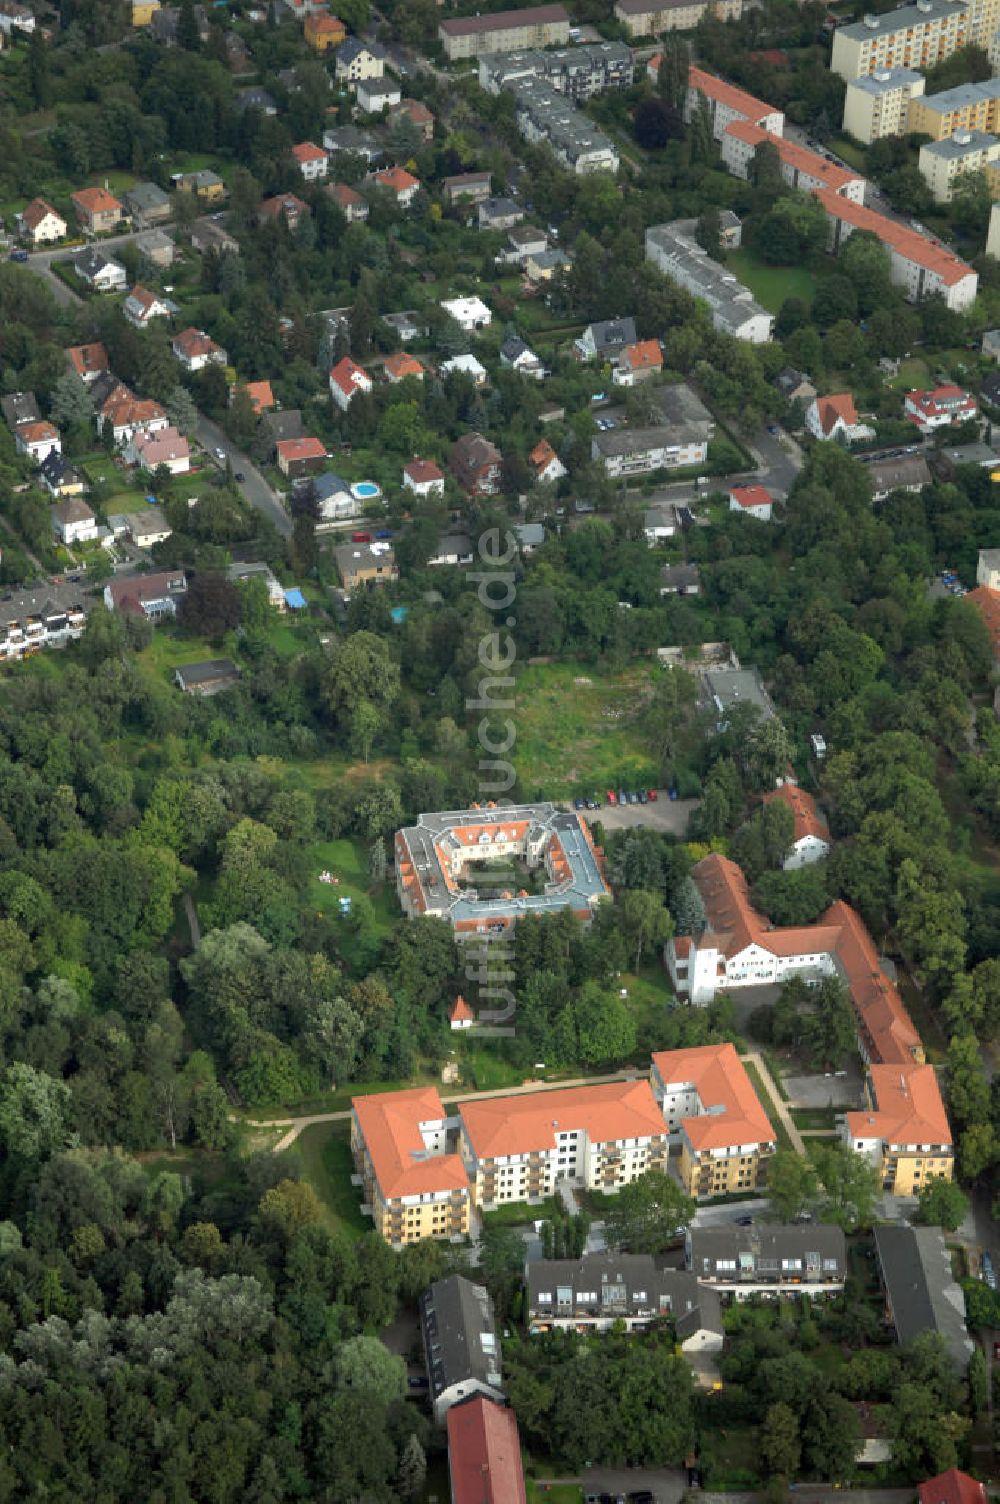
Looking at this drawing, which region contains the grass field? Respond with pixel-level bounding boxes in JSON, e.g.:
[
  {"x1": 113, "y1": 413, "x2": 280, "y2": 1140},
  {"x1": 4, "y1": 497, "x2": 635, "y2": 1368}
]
[
  {"x1": 725, "y1": 249, "x2": 820, "y2": 312},
  {"x1": 525, "y1": 1484, "x2": 582, "y2": 1503},
  {"x1": 513, "y1": 660, "x2": 659, "y2": 799},
  {"x1": 292, "y1": 1120, "x2": 369, "y2": 1239},
  {"x1": 743, "y1": 1060, "x2": 792, "y2": 1151},
  {"x1": 306, "y1": 836, "x2": 398, "y2": 932},
  {"x1": 790, "y1": 1105, "x2": 839, "y2": 1130}
]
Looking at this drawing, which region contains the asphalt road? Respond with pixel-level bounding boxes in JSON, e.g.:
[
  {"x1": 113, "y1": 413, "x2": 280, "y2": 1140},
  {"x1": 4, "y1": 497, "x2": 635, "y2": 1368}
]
[
  {"x1": 24, "y1": 221, "x2": 184, "y2": 306},
  {"x1": 193, "y1": 413, "x2": 292, "y2": 539}
]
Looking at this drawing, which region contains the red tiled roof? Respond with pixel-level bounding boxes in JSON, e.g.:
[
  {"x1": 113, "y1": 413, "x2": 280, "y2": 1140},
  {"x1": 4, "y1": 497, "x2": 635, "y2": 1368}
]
[
  {"x1": 529, "y1": 438, "x2": 558, "y2": 469},
  {"x1": 969, "y1": 586, "x2": 1000, "y2": 656},
  {"x1": 384, "y1": 351, "x2": 424, "y2": 380},
  {"x1": 814, "y1": 186, "x2": 974, "y2": 289},
  {"x1": 258, "y1": 193, "x2": 309, "y2": 220},
  {"x1": 330, "y1": 356, "x2": 371, "y2": 397},
  {"x1": 460, "y1": 1079, "x2": 666, "y2": 1160},
  {"x1": 404, "y1": 458, "x2": 444, "y2": 484},
  {"x1": 652, "y1": 1043, "x2": 775, "y2": 1151},
  {"x1": 620, "y1": 338, "x2": 662, "y2": 372},
  {"x1": 730, "y1": 483, "x2": 773, "y2": 510},
  {"x1": 276, "y1": 436, "x2": 326, "y2": 462},
  {"x1": 16, "y1": 420, "x2": 58, "y2": 444},
  {"x1": 919, "y1": 1472, "x2": 988, "y2": 1504},
  {"x1": 447, "y1": 1398, "x2": 526, "y2": 1504},
  {"x1": 450, "y1": 994, "x2": 474, "y2": 1022},
  {"x1": 292, "y1": 141, "x2": 327, "y2": 163},
  {"x1": 762, "y1": 782, "x2": 829, "y2": 844},
  {"x1": 814, "y1": 392, "x2": 859, "y2": 434},
  {"x1": 846, "y1": 1063, "x2": 952, "y2": 1149},
  {"x1": 353, "y1": 1085, "x2": 470, "y2": 1200},
  {"x1": 724, "y1": 119, "x2": 860, "y2": 194},
  {"x1": 374, "y1": 166, "x2": 420, "y2": 193},
  {"x1": 72, "y1": 186, "x2": 123, "y2": 214},
  {"x1": 21, "y1": 197, "x2": 62, "y2": 231},
  {"x1": 67, "y1": 342, "x2": 108, "y2": 378},
  {"x1": 174, "y1": 327, "x2": 223, "y2": 360},
  {"x1": 688, "y1": 65, "x2": 778, "y2": 125},
  {"x1": 330, "y1": 182, "x2": 363, "y2": 207},
  {"x1": 239, "y1": 380, "x2": 274, "y2": 414}
]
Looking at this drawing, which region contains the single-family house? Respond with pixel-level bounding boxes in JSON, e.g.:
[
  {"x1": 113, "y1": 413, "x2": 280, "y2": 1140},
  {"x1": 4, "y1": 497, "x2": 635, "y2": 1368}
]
[
  {"x1": 390, "y1": 98, "x2": 435, "y2": 141},
  {"x1": 575, "y1": 316, "x2": 637, "y2": 361},
  {"x1": 124, "y1": 505, "x2": 173, "y2": 547},
  {"x1": 450, "y1": 432, "x2": 502, "y2": 496},
  {"x1": 383, "y1": 310, "x2": 427, "y2": 343},
  {"x1": 918, "y1": 1472, "x2": 988, "y2": 1504},
  {"x1": 429, "y1": 532, "x2": 475, "y2": 567},
  {"x1": 1, "y1": 392, "x2": 39, "y2": 430},
  {"x1": 440, "y1": 353, "x2": 488, "y2": 386},
  {"x1": 500, "y1": 334, "x2": 544, "y2": 378},
  {"x1": 479, "y1": 196, "x2": 524, "y2": 231},
  {"x1": 524, "y1": 247, "x2": 572, "y2": 284},
  {"x1": 420, "y1": 1276, "x2": 505, "y2": 1425},
  {"x1": 0, "y1": 0, "x2": 34, "y2": 32},
  {"x1": 863, "y1": 452, "x2": 931, "y2": 500},
  {"x1": 904, "y1": 385, "x2": 978, "y2": 432},
  {"x1": 262, "y1": 409, "x2": 304, "y2": 452},
  {"x1": 403, "y1": 458, "x2": 445, "y2": 497},
  {"x1": 16, "y1": 421, "x2": 60, "y2": 465},
  {"x1": 291, "y1": 142, "x2": 329, "y2": 181},
  {"x1": 39, "y1": 453, "x2": 86, "y2": 499},
  {"x1": 334, "y1": 540, "x2": 398, "y2": 591},
  {"x1": 323, "y1": 125, "x2": 384, "y2": 163},
  {"x1": 136, "y1": 229, "x2": 176, "y2": 269},
  {"x1": 500, "y1": 223, "x2": 547, "y2": 265},
  {"x1": 257, "y1": 193, "x2": 310, "y2": 230},
  {"x1": 304, "y1": 11, "x2": 345, "y2": 49},
  {"x1": 72, "y1": 247, "x2": 127, "y2": 293},
  {"x1": 175, "y1": 659, "x2": 240, "y2": 696},
  {"x1": 190, "y1": 220, "x2": 240, "y2": 257},
  {"x1": 660, "y1": 562, "x2": 701, "y2": 596},
  {"x1": 105, "y1": 572, "x2": 185, "y2": 620},
  {"x1": 126, "y1": 425, "x2": 191, "y2": 475},
  {"x1": 613, "y1": 339, "x2": 662, "y2": 387},
  {"x1": 528, "y1": 438, "x2": 566, "y2": 484},
  {"x1": 644, "y1": 504, "x2": 679, "y2": 544},
  {"x1": 51, "y1": 496, "x2": 98, "y2": 545},
  {"x1": 514, "y1": 522, "x2": 545, "y2": 553},
  {"x1": 233, "y1": 380, "x2": 275, "y2": 415},
  {"x1": 328, "y1": 182, "x2": 369, "y2": 223},
  {"x1": 71, "y1": 186, "x2": 124, "y2": 235},
  {"x1": 775, "y1": 366, "x2": 817, "y2": 404},
  {"x1": 227, "y1": 561, "x2": 286, "y2": 608},
  {"x1": 369, "y1": 166, "x2": 421, "y2": 207},
  {"x1": 276, "y1": 436, "x2": 327, "y2": 478},
  {"x1": 123, "y1": 181, "x2": 172, "y2": 224},
  {"x1": 441, "y1": 295, "x2": 492, "y2": 333},
  {"x1": 384, "y1": 351, "x2": 425, "y2": 383},
  {"x1": 98, "y1": 390, "x2": 169, "y2": 446},
  {"x1": 66, "y1": 343, "x2": 109, "y2": 385},
  {"x1": 443, "y1": 171, "x2": 492, "y2": 205},
  {"x1": 171, "y1": 169, "x2": 225, "y2": 202},
  {"x1": 16, "y1": 198, "x2": 66, "y2": 246},
  {"x1": 172, "y1": 327, "x2": 227, "y2": 372},
  {"x1": 729, "y1": 483, "x2": 774, "y2": 521},
  {"x1": 123, "y1": 284, "x2": 175, "y2": 328},
  {"x1": 329, "y1": 356, "x2": 373, "y2": 410},
  {"x1": 310, "y1": 471, "x2": 359, "y2": 521},
  {"x1": 805, "y1": 393, "x2": 874, "y2": 444},
  {"x1": 356, "y1": 78, "x2": 402, "y2": 113},
  {"x1": 335, "y1": 38, "x2": 386, "y2": 81},
  {"x1": 761, "y1": 782, "x2": 831, "y2": 869},
  {"x1": 235, "y1": 85, "x2": 278, "y2": 115}
]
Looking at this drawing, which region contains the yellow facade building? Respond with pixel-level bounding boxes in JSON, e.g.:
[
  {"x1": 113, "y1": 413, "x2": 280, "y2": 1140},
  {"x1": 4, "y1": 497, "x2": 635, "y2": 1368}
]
[
  {"x1": 651, "y1": 1043, "x2": 777, "y2": 1198},
  {"x1": 132, "y1": 0, "x2": 161, "y2": 25},
  {"x1": 908, "y1": 78, "x2": 1000, "y2": 139},
  {"x1": 351, "y1": 1086, "x2": 472, "y2": 1248}
]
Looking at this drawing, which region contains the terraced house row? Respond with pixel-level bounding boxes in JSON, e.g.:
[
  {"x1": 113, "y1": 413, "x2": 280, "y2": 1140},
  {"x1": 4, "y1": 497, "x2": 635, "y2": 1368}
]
[
  {"x1": 666, "y1": 844, "x2": 953, "y2": 1195},
  {"x1": 352, "y1": 1043, "x2": 775, "y2": 1247}
]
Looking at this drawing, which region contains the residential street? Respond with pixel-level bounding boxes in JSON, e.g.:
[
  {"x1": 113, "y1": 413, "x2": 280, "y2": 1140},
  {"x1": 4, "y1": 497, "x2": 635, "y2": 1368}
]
[{"x1": 193, "y1": 412, "x2": 292, "y2": 539}]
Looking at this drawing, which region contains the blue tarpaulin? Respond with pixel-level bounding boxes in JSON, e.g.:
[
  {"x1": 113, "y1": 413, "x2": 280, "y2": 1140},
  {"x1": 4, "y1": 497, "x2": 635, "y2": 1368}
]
[{"x1": 284, "y1": 588, "x2": 308, "y2": 610}]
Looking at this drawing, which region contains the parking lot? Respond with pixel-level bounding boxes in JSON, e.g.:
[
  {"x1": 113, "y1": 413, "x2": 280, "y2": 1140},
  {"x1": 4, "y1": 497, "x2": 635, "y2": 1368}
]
[{"x1": 584, "y1": 794, "x2": 700, "y2": 837}]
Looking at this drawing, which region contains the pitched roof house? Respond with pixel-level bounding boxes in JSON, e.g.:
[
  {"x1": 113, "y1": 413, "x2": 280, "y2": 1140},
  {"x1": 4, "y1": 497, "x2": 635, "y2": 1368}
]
[
  {"x1": 529, "y1": 438, "x2": 566, "y2": 484},
  {"x1": 17, "y1": 197, "x2": 66, "y2": 245},
  {"x1": 805, "y1": 393, "x2": 874, "y2": 443},
  {"x1": 403, "y1": 458, "x2": 445, "y2": 496},
  {"x1": 123, "y1": 284, "x2": 174, "y2": 328},
  {"x1": 328, "y1": 182, "x2": 369, "y2": 222},
  {"x1": 613, "y1": 338, "x2": 662, "y2": 386},
  {"x1": 329, "y1": 356, "x2": 373, "y2": 410},
  {"x1": 384, "y1": 351, "x2": 425, "y2": 383},
  {"x1": 918, "y1": 1472, "x2": 988, "y2": 1504},
  {"x1": 447, "y1": 1398, "x2": 526, "y2": 1504},
  {"x1": 449, "y1": 432, "x2": 502, "y2": 495},
  {"x1": 761, "y1": 782, "x2": 830, "y2": 868},
  {"x1": 369, "y1": 166, "x2": 421, "y2": 206},
  {"x1": 172, "y1": 327, "x2": 227, "y2": 371},
  {"x1": 66, "y1": 343, "x2": 109, "y2": 384},
  {"x1": 419, "y1": 1276, "x2": 504, "y2": 1424},
  {"x1": 71, "y1": 186, "x2": 124, "y2": 233}
]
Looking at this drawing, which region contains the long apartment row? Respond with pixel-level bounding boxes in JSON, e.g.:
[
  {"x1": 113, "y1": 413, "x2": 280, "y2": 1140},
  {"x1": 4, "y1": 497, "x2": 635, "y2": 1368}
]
[
  {"x1": 645, "y1": 67, "x2": 978, "y2": 323},
  {"x1": 666, "y1": 833, "x2": 954, "y2": 1198},
  {"x1": 351, "y1": 1042, "x2": 776, "y2": 1247}
]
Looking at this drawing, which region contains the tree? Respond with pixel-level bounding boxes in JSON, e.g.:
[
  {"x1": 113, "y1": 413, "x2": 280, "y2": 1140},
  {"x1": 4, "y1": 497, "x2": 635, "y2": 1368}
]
[
  {"x1": 619, "y1": 889, "x2": 673, "y2": 971},
  {"x1": 335, "y1": 1335, "x2": 407, "y2": 1404},
  {"x1": 49, "y1": 371, "x2": 95, "y2": 430},
  {"x1": 397, "y1": 1435, "x2": 427, "y2": 1501},
  {"x1": 633, "y1": 98, "x2": 683, "y2": 149},
  {"x1": 0, "y1": 1064, "x2": 73, "y2": 1164},
  {"x1": 166, "y1": 384, "x2": 199, "y2": 435},
  {"x1": 915, "y1": 1175, "x2": 968, "y2": 1231},
  {"x1": 177, "y1": 0, "x2": 201, "y2": 50},
  {"x1": 478, "y1": 1224, "x2": 526, "y2": 1322},
  {"x1": 761, "y1": 1402, "x2": 801, "y2": 1478},
  {"x1": 179, "y1": 573, "x2": 242, "y2": 640},
  {"x1": 323, "y1": 632, "x2": 400, "y2": 724},
  {"x1": 604, "y1": 1170, "x2": 695, "y2": 1253},
  {"x1": 258, "y1": 1179, "x2": 323, "y2": 1240},
  {"x1": 575, "y1": 981, "x2": 637, "y2": 1066},
  {"x1": 744, "y1": 719, "x2": 793, "y2": 791},
  {"x1": 766, "y1": 1149, "x2": 819, "y2": 1221},
  {"x1": 813, "y1": 1144, "x2": 880, "y2": 1232}
]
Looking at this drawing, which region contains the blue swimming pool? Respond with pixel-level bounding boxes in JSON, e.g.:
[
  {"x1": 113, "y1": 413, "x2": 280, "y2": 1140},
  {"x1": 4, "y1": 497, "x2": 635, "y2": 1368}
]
[{"x1": 351, "y1": 480, "x2": 381, "y2": 500}]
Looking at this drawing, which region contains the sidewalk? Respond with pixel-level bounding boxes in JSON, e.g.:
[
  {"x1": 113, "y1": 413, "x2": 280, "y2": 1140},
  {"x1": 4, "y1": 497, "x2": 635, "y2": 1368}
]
[{"x1": 742, "y1": 1051, "x2": 806, "y2": 1155}]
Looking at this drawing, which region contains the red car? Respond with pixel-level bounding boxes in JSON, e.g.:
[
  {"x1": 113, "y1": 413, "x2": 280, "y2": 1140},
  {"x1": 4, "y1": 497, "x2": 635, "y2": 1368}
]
[
  {"x1": 351, "y1": 531, "x2": 372, "y2": 542},
  {"x1": 606, "y1": 790, "x2": 617, "y2": 804},
  {"x1": 647, "y1": 789, "x2": 659, "y2": 802}
]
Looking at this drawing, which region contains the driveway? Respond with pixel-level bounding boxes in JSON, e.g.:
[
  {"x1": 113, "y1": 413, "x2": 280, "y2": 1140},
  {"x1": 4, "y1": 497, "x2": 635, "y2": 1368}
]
[
  {"x1": 194, "y1": 414, "x2": 291, "y2": 539},
  {"x1": 784, "y1": 1068, "x2": 864, "y2": 1110},
  {"x1": 582, "y1": 1466, "x2": 686, "y2": 1502},
  {"x1": 591, "y1": 796, "x2": 699, "y2": 836},
  {"x1": 690, "y1": 1196, "x2": 769, "y2": 1229}
]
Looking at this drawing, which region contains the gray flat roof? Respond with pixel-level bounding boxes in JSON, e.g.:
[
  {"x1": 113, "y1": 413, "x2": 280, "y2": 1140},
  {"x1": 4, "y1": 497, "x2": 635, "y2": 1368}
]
[
  {"x1": 922, "y1": 129, "x2": 999, "y2": 159},
  {"x1": 838, "y1": 0, "x2": 966, "y2": 40},
  {"x1": 919, "y1": 78, "x2": 1000, "y2": 112},
  {"x1": 702, "y1": 665, "x2": 775, "y2": 722},
  {"x1": 849, "y1": 67, "x2": 924, "y2": 94}
]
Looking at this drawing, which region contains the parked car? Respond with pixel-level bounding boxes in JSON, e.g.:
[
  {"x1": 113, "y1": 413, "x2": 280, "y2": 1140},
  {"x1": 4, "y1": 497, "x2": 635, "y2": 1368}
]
[
  {"x1": 574, "y1": 797, "x2": 585, "y2": 809},
  {"x1": 606, "y1": 790, "x2": 617, "y2": 804},
  {"x1": 351, "y1": 531, "x2": 372, "y2": 543},
  {"x1": 735, "y1": 1215, "x2": 754, "y2": 1226},
  {"x1": 9, "y1": 249, "x2": 28, "y2": 263},
  {"x1": 638, "y1": 790, "x2": 648, "y2": 804},
  {"x1": 983, "y1": 1251, "x2": 996, "y2": 1289},
  {"x1": 647, "y1": 789, "x2": 658, "y2": 802},
  {"x1": 234, "y1": 471, "x2": 245, "y2": 482}
]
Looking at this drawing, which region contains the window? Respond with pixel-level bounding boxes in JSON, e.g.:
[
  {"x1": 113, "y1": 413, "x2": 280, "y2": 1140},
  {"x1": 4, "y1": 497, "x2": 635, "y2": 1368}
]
[{"x1": 537, "y1": 1291, "x2": 552, "y2": 1303}]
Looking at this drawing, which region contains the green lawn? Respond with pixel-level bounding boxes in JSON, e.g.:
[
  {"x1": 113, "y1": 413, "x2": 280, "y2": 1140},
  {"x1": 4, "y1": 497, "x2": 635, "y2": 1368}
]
[
  {"x1": 790, "y1": 1106, "x2": 839, "y2": 1130},
  {"x1": 478, "y1": 1196, "x2": 562, "y2": 1229},
  {"x1": 725, "y1": 249, "x2": 820, "y2": 312},
  {"x1": 743, "y1": 1060, "x2": 792, "y2": 1151},
  {"x1": 305, "y1": 836, "x2": 398, "y2": 934},
  {"x1": 292, "y1": 1120, "x2": 370, "y2": 1239},
  {"x1": 525, "y1": 1484, "x2": 583, "y2": 1503},
  {"x1": 887, "y1": 355, "x2": 932, "y2": 391},
  {"x1": 137, "y1": 629, "x2": 224, "y2": 678},
  {"x1": 513, "y1": 660, "x2": 660, "y2": 800}
]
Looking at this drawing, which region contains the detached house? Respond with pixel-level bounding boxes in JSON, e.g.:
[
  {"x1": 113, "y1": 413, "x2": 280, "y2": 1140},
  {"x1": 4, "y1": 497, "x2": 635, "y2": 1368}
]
[
  {"x1": 105, "y1": 571, "x2": 187, "y2": 621},
  {"x1": 403, "y1": 458, "x2": 445, "y2": 497},
  {"x1": 98, "y1": 388, "x2": 169, "y2": 446},
  {"x1": 276, "y1": 436, "x2": 327, "y2": 478},
  {"x1": 303, "y1": 10, "x2": 345, "y2": 48},
  {"x1": 369, "y1": 166, "x2": 421, "y2": 207},
  {"x1": 172, "y1": 328, "x2": 227, "y2": 372},
  {"x1": 613, "y1": 339, "x2": 662, "y2": 386},
  {"x1": 51, "y1": 496, "x2": 98, "y2": 546},
  {"x1": 329, "y1": 356, "x2": 373, "y2": 410},
  {"x1": 66, "y1": 343, "x2": 109, "y2": 385},
  {"x1": 291, "y1": 142, "x2": 329, "y2": 181},
  {"x1": 16, "y1": 421, "x2": 61, "y2": 465},
  {"x1": 904, "y1": 385, "x2": 977, "y2": 432},
  {"x1": 529, "y1": 438, "x2": 566, "y2": 484},
  {"x1": 575, "y1": 315, "x2": 637, "y2": 361},
  {"x1": 805, "y1": 393, "x2": 874, "y2": 444},
  {"x1": 335, "y1": 38, "x2": 386, "y2": 81},
  {"x1": 123, "y1": 284, "x2": 175, "y2": 328},
  {"x1": 441, "y1": 294, "x2": 492, "y2": 332},
  {"x1": 328, "y1": 182, "x2": 368, "y2": 223},
  {"x1": 761, "y1": 782, "x2": 831, "y2": 869},
  {"x1": 123, "y1": 181, "x2": 172, "y2": 224},
  {"x1": 384, "y1": 351, "x2": 425, "y2": 383},
  {"x1": 500, "y1": 334, "x2": 544, "y2": 379},
  {"x1": 449, "y1": 432, "x2": 502, "y2": 496},
  {"x1": 126, "y1": 425, "x2": 191, "y2": 474},
  {"x1": 17, "y1": 198, "x2": 66, "y2": 246},
  {"x1": 72, "y1": 247, "x2": 127, "y2": 293},
  {"x1": 257, "y1": 193, "x2": 310, "y2": 230},
  {"x1": 443, "y1": 171, "x2": 492, "y2": 205},
  {"x1": 71, "y1": 187, "x2": 123, "y2": 235},
  {"x1": 356, "y1": 78, "x2": 401, "y2": 113},
  {"x1": 728, "y1": 483, "x2": 774, "y2": 521},
  {"x1": 390, "y1": 98, "x2": 435, "y2": 141}
]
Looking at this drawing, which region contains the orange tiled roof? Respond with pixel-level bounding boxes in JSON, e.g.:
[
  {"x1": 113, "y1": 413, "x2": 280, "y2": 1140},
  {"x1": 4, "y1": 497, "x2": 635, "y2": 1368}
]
[
  {"x1": 21, "y1": 197, "x2": 62, "y2": 231},
  {"x1": 620, "y1": 338, "x2": 662, "y2": 373},
  {"x1": 67, "y1": 342, "x2": 108, "y2": 378},
  {"x1": 330, "y1": 181, "x2": 363, "y2": 207},
  {"x1": 292, "y1": 141, "x2": 327, "y2": 163},
  {"x1": 375, "y1": 166, "x2": 420, "y2": 193},
  {"x1": 276, "y1": 436, "x2": 326, "y2": 462},
  {"x1": 529, "y1": 438, "x2": 558, "y2": 469},
  {"x1": 688, "y1": 65, "x2": 777, "y2": 125},
  {"x1": 724, "y1": 120, "x2": 860, "y2": 193},
  {"x1": 404, "y1": 458, "x2": 443, "y2": 484},
  {"x1": 730, "y1": 483, "x2": 773, "y2": 510},
  {"x1": 846, "y1": 1063, "x2": 951, "y2": 1148},
  {"x1": 385, "y1": 351, "x2": 424, "y2": 380},
  {"x1": 353, "y1": 1085, "x2": 470, "y2": 1200},
  {"x1": 174, "y1": 327, "x2": 222, "y2": 360},
  {"x1": 814, "y1": 392, "x2": 859, "y2": 434},
  {"x1": 969, "y1": 586, "x2": 1000, "y2": 656},
  {"x1": 450, "y1": 994, "x2": 474, "y2": 1023},
  {"x1": 240, "y1": 380, "x2": 274, "y2": 414},
  {"x1": 762, "y1": 782, "x2": 829, "y2": 844},
  {"x1": 653, "y1": 1043, "x2": 775, "y2": 1151},
  {"x1": 72, "y1": 186, "x2": 122, "y2": 214},
  {"x1": 460, "y1": 1079, "x2": 666, "y2": 1160},
  {"x1": 330, "y1": 355, "x2": 370, "y2": 397},
  {"x1": 16, "y1": 420, "x2": 58, "y2": 443},
  {"x1": 814, "y1": 187, "x2": 973, "y2": 289}
]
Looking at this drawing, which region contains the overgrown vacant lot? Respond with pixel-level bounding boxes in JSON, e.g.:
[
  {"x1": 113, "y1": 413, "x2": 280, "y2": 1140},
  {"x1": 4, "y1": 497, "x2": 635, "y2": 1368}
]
[{"x1": 513, "y1": 660, "x2": 660, "y2": 799}]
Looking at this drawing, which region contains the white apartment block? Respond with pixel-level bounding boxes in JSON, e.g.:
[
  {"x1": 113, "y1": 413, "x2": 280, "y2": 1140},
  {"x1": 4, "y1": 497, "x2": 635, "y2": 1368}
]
[
  {"x1": 816, "y1": 187, "x2": 978, "y2": 311},
  {"x1": 842, "y1": 69, "x2": 926, "y2": 143},
  {"x1": 721, "y1": 123, "x2": 866, "y2": 203},
  {"x1": 918, "y1": 129, "x2": 1000, "y2": 201},
  {"x1": 686, "y1": 66, "x2": 784, "y2": 141}
]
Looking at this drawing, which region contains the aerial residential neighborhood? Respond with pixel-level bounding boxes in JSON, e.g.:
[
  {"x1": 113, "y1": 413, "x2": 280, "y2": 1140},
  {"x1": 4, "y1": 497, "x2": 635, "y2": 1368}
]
[{"x1": 1, "y1": 0, "x2": 1000, "y2": 1500}]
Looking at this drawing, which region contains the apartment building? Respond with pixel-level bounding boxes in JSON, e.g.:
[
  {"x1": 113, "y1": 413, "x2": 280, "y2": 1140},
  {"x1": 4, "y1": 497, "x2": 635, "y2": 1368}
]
[
  {"x1": 508, "y1": 75, "x2": 620, "y2": 173},
  {"x1": 904, "y1": 384, "x2": 978, "y2": 429},
  {"x1": 918, "y1": 130, "x2": 1000, "y2": 200},
  {"x1": 844, "y1": 1064, "x2": 954, "y2": 1194},
  {"x1": 761, "y1": 782, "x2": 831, "y2": 868},
  {"x1": 480, "y1": 41, "x2": 633, "y2": 98},
  {"x1": 645, "y1": 221, "x2": 774, "y2": 342},
  {"x1": 816, "y1": 187, "x2": 978, "y2": 310},
  {"x1": 843, "y1": 69, "x2": 926, "y2": 143},
  {"x1": 350, "y1": 1085, "x2": 471, "y2": 1248},
  {"x1": 686, "y1": 1224, "x2": 847, "y2": 1299},
  {"x1": 592, "y1": 424, "x2": 707, "y2": 477},
  {"x1": 614, "y1": 0, "x2": 742, "y2": 34},
  {"x1": 420, "y1": 1276, "x2": 504, "y2": 1423},
  {"x1": 832, "y1": 0, "x2": 970, "y2": 83},
  {"x1": 721, "y1": 121, "x2": 866, "y2": 203},
  {"x1": 526, "y1": 1254, "x2": 724, "y2": 1349},
  {"x1": 909, "y1": 77, "x2": 1000, "y2": 138},
  {"x1": 651, "y1": 1043, "x2": 776, "y2": 1198},
  {"x1": 439, "y1": 3, "x2": 570, "y2": 59},
  {"x1": 0, "y1": 594, "x2": 88, "y2": 664},
  {"x1": 459, "y1": 1080, "x2": 668, "y2": 1208},
  {"x1": 686, "y1": 66, "x2": 785, "y2": 141}
]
